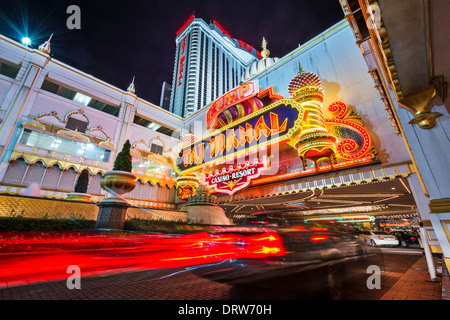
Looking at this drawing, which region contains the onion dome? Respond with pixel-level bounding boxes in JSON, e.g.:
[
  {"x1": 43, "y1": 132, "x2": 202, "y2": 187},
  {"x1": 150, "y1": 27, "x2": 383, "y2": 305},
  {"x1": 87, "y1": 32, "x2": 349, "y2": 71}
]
[
  {"x1": 289, "y1": 64, "x2": 336, "y2": 168},
  {"x1": 188, "y1": 184, "x2": 217, "y2": 205},
  {"x1": 240, "y1": 37, "x2": 279, "y2": 83},
  {"x1": 196, "y1": 184, "x2": 209, "y2": 195},
  {"x1": 288, "y1": 69, "x2": 323, "y2": 97},
  {"x1": 179, "y1": 125, "x2": 198, "y2": 147},
  {"x1": 288, "y1": 64, "x2": 325, "y2": 103}
]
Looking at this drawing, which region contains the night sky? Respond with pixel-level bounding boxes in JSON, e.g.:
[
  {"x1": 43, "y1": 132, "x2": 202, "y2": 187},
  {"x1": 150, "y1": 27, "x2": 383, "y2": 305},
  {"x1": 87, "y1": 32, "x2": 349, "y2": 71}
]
[{"x1": 0, "y1": 0, "x2": 344, "y2": 105}]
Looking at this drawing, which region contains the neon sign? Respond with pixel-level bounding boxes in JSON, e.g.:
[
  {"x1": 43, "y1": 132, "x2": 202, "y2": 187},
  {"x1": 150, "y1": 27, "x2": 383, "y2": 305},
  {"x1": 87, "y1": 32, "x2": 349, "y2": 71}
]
[
  {"x1": 176, "y1": 14, "x2": 195, "y2": 36},
  {"x1": 211, "y1": 20, "x2": 261, "y2": 59},
  {"x1": 206, "y1": 81, "x2": 258, "y2": 128},
  {"x1": 305, "y1": 216, "x2": 375, "y2": 223},
  {"x1": 205, "y1": 157, "x2": 269, "y2": 195},
  {"x1": 213, "y1": 20, "x2": 232, "y2": 38},
  {"x1": 178, "y1": 37, "x2": 186, "y2": 86},
  {"x1": 175, "y1": 99, "x2": 304, "y2": 175},
  {"x1": 236, "y1": 39, "x2": 262, "y2": 59}
]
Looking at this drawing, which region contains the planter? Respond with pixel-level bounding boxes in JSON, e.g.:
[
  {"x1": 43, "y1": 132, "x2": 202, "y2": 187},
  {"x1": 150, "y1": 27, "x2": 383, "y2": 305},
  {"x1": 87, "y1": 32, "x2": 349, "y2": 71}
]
[
  {"x1": 100, "y1": 170, "x2": 136, "y2": 203},
  {"x1": 66, "y1": 192, "x2": 92, "y2": 202}
]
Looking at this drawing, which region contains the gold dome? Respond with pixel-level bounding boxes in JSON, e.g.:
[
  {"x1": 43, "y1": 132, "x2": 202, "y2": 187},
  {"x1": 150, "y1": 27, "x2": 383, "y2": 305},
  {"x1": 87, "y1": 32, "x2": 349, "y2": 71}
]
[{"x1": 288, "y1": 70, "x2": 323, "y2": 97}]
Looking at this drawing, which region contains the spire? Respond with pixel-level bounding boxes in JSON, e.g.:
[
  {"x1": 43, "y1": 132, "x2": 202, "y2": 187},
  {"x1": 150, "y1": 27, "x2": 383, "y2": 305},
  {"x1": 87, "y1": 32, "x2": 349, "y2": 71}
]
[
  {"x1": 298, "y1": 61, "x2": 303, "y2": 73},
  {"x1": 127, "y1": 76, "x2": 136, "y2": 94},
  {"x1": 261, "y1": 37, "x2": 270, "y2": 59},
  {"x1": 38, "y1": 33, "x2": 53, "y2": 55}
]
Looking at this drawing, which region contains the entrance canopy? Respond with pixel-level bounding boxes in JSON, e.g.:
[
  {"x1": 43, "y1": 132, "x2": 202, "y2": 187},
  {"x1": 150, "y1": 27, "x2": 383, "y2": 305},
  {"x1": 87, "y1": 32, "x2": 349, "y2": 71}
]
[{"x1": 220, "y1": 162, "x2": 418, "y2": 223}]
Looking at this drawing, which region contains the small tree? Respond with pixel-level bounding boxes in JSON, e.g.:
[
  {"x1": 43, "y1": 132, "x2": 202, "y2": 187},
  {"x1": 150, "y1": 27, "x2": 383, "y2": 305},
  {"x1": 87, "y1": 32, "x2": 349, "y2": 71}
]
[
  {"x1": 113, "y1": 139, "x2": 132, "y2": 172},
  {"x1": 74, "y1": 169, "x2": 90, "y2": 193}
]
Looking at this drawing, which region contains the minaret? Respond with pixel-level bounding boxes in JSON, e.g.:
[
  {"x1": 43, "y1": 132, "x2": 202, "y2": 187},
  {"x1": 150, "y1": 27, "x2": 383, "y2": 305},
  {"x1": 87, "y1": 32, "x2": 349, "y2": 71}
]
[
  {"x1": 261, "y1": 37, "x2": 270, "y2": 59},
  {"x1": 175, "y1": 126, "x2": 200, "y2": 200},
  {"x1": 289, "y1": 65, "x2": 337, "y2": 169},
  {"x1": 127, "y1": 76, "x2": 136, "y2": 94},
  {"x1": 38, "y1": 34, "x2": 53, "y2": 55}
]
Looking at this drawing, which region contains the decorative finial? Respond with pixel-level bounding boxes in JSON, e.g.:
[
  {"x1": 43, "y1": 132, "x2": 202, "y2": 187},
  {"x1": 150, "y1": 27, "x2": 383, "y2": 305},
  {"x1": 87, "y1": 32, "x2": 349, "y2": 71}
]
[
  {"x1": 298, "y1": 61, "x2": 303, "y2": 73},
  {"x1": 261, "y1": 37, "x2": 270, "y2": 59},
  {"x1": 38, "y1": 33, "x2": 53, "y2": 55},
  {"x1": 127, "y1": 76, "x2": 135, "y2": 94},
  {"x1": 189, "y1": 125, "x2": 192, "y2": 134}
]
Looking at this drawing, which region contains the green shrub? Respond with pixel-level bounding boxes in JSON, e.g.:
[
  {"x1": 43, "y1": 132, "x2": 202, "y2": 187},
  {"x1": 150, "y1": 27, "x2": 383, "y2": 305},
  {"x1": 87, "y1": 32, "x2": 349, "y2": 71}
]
[
  {"x1": 0, "y1": 217, "x2": 96, "y2": 231},
  {"x1": 74, "y1": 169, "x2": 90, "y2": 193},
  {"x1": 113, "y1": 139, "x2": 132, "y2": 172}
]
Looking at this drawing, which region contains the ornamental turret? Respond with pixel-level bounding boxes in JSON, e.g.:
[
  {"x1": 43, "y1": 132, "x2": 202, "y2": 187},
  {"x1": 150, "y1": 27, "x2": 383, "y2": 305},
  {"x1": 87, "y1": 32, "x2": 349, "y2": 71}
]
[
  {"x1": 289, "y1": 65, "x2": 337, "y2": 169},
  {"x1": 175, "y1": 126, "x2": 200, "y2": 200}
]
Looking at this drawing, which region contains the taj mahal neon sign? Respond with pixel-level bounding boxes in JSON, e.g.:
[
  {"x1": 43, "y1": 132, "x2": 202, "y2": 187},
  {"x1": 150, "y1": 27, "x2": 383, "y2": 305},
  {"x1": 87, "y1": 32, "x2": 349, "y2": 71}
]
[{"x1": 175, "y1": 99, "x2": 305, "y2": 175}]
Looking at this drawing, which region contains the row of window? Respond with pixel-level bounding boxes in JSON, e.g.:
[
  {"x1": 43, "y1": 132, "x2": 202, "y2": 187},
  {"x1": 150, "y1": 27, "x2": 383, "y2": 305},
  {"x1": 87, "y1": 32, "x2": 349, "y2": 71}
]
[
  {"x1": 132, "y1": 156, "x2": 177, "y2": 177},
  {"x1": 40, "y1": 79, "x2": 120, "y2": 117},
  {"x1": 1, "y1": 159, "x2": 175, "y2": 202},
  {"x1": 132, "y1": 115, "x2": 180, "y2": 139},
  {"x1": 1, "y1": 59, "x2": 121, "y2": 118},
  {"x1": 0, "y1": 60, "x2": 20, "y2": 79},
  {"x1": 19, "y1": 129, "x2": 111, "y2": 163},
  {"x1": 1, "y1": 159, "x2": 103, "y2": 194}
]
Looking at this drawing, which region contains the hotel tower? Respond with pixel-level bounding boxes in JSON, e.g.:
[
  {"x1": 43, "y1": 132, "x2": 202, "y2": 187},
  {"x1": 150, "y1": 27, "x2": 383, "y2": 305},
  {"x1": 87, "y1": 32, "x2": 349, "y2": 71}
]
[{"x1": 169, "y1": 15, "x2": 260, "y2": 117}]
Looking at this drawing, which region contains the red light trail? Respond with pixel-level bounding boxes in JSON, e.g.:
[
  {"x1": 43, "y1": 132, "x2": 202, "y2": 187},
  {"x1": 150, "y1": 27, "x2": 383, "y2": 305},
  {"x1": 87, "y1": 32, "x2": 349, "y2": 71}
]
[{"x1": 0, "y1": 231, "x2": 285, "y2": 287}]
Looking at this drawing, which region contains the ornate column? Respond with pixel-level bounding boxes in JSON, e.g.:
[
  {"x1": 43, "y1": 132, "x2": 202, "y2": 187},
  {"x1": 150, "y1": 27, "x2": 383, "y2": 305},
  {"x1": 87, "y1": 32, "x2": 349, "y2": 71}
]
[{"x1": 289, "y1": 67, "x2": 337, "y2": 169}]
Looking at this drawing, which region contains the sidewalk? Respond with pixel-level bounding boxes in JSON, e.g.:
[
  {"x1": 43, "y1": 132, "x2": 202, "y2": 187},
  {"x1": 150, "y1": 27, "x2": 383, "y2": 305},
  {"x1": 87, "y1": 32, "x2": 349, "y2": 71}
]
[{"x1": 380, "y1": 255, "x2": 443, "y2": 300}]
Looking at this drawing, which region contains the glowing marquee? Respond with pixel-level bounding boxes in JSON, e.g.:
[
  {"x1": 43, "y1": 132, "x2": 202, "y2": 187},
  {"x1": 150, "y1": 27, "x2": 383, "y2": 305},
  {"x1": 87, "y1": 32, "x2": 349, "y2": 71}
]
[
  {"x1": 175, "y1": 99, "x2": 305, "y2": 175},
  {"x1": 206, "y1": 81, "x2": 259, "y2": 128},
  {"x1": 205, "y1": 157, "x2": 269, "y2": 195}
]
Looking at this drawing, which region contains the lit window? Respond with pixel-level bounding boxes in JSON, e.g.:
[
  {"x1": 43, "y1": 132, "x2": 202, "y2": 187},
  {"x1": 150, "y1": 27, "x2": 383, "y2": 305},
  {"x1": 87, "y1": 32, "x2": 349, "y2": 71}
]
[
  {"x1": 147, "y1": 122, "x2": 162, "y2": 131},
  {"x1": 73, "y1": 92, "x2": 92, "y2": 106}
]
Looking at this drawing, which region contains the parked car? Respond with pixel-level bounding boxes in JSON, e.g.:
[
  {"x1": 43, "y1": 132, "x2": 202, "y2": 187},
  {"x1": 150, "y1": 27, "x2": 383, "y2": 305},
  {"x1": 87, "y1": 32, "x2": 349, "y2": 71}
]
[
  {"x1": 389, "y1": 231, "x2": 419, "y2": 247},
  {"x1": 359, "y1": 230, "x2": 399, "y2": 247},
  {"x1": 192, "y1": 222, "x2": 384, "y2": 299}
]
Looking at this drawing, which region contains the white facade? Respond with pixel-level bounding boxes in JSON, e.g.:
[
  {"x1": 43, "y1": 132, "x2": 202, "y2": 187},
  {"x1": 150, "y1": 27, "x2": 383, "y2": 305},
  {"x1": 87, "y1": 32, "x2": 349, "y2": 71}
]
[
  {"x1": 184, "y1": 20, "x2": 411, "y2": 167},
  {"x1": 0, "y1": 34, "x2": 182, "y2": 208}
]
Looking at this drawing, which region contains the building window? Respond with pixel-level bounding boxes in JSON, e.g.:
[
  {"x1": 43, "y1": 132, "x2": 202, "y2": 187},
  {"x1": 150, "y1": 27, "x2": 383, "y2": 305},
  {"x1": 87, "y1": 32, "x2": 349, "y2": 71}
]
[
  {"x1": 40, "y1": 80, "x2": 120, "y2": 116},
  {"x1": 0, "y1": 61, "x2": 20, "y2": 79},
  {"x1": 19, "y1": 129, "x2": 111, "y2": 162},
  {"x1": 133, "y1": 115, "x2": 179, "y2": 138},
  {"x1": 132, "y1": 155, "x2": 176, "y2": 177},
  {"x1": 41, "y1": 165, "x2": 62, "y2": 189},
  {"x1": 66, "y1": 117, "x2": 88, "y2": 133},
  {"x1": 1, "y1": 159, "x2": 28, "y2": 184},
  {"x1": 151, "y1": 143, "x2": 163, "y2": 155},
  {"x1": 73, "y1": 92, "x2": 92, "y2": 106}
]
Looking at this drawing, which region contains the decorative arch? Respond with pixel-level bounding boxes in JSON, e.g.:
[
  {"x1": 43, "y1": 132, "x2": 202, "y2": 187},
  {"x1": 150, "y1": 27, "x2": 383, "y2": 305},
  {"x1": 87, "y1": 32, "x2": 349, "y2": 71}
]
[
  {"x1": 149, "y1": 136, "x2": 166, "y2": 150},
  {"x1": 34, "y1": 109, "x2": 112, "y2": 141}
]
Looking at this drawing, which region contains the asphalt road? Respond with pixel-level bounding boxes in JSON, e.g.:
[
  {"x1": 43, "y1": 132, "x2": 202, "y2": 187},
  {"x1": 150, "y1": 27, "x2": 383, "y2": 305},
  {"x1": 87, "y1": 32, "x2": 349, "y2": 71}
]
[{"x1": 0, "y1": 247, "x2": 423, "y2": 301}]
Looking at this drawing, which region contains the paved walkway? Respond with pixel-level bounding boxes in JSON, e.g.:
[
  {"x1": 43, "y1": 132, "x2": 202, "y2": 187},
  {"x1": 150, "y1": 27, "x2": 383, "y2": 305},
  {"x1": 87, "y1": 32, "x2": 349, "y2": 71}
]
[
  {"x1": 380, "y1": 255, "x2": 443, "y2": 300},
  {"x1": 0, "y1": 253, "x2": 446, "y2": 300}
]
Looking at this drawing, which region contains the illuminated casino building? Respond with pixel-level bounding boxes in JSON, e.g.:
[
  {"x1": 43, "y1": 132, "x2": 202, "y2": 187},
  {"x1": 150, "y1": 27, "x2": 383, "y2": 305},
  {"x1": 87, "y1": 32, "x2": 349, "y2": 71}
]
[
  {"x1": 169, "y1": 15, "x2": 260, "y2": 117},
  {"x1": 0, "y1": 33, "x2": 183, "y2": 213},
  {"x1": 0, "y1": 9, "x2": 449, "y2": 274}
]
